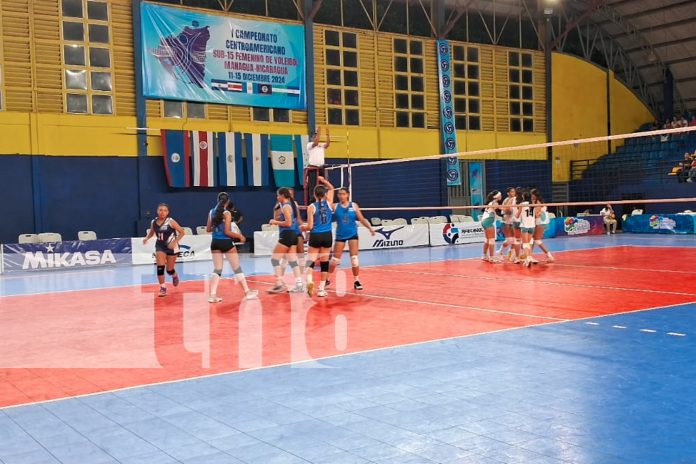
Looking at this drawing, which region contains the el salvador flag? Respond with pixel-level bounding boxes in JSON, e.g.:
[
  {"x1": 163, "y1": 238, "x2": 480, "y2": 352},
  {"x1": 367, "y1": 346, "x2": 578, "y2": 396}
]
[
  {"x1": 270, "y1": 135, "x2": 295, "y2": 188},
  {"x1": 161, "y1": 130, "x2": 191, "y2": 188},
  {"x1": 244, "y1": 133, "x2": 270, "y2": 187},
  {"x1": 217, "y1": 132, "x2": 245, "y2": 187},
  {"x1": 293, "y1": 134, "x2": 310, "y2": 186}
]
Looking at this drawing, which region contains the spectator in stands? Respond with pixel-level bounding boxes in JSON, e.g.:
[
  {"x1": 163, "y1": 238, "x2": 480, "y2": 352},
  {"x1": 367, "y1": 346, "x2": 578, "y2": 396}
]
[
  {"x1": 677, "y1": 153, "x2": 692, "y2": 183},
  {"x1": 688, "y1": 156, "x2": 696, "y2": 182},
  {"x1": 600, "y1": 204, "x2": 617, "y2": 235},
  {"x1": 690, "y1": 116, "x2": 696, "y2": 127},
  {"x1": 680, "y1": 115, "x2": 689, "y2": 128}
]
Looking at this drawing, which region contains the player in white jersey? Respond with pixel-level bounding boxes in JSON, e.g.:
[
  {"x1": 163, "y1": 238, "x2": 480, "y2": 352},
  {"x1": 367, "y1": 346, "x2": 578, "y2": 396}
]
[
  {"x1": 531, "y1": 189, "x2": 554, "y2": 263},
  {"x1": 481, "y1": 190, "x2": 502, "y2": 262},
  {"x1": 510, "y1": 187, "x2": 524, "y2": 264},
  {"x1": 516, "y1": 190, "x2": 536, "y2": 267},
  {"x1": 496, "y1": 187, "x2": 517, "y2": 261}
]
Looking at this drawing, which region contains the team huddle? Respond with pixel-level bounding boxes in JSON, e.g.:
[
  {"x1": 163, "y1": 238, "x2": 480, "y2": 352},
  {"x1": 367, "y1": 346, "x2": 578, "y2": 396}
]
[
  {"x1": 480, "y1": 187, "x2": 554, "y2": 266},
  {"x1": 143, "y1": 178, "x2": 374, "y2": 302}
]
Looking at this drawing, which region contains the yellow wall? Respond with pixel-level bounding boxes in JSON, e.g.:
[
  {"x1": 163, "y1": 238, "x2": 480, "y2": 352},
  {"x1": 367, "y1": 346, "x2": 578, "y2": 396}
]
[{"x1": 551, "y1": 53, "x2": 654, "y2": 182}]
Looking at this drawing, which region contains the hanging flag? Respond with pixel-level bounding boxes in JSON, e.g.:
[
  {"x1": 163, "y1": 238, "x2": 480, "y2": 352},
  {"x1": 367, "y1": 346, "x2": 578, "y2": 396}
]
[
  {"x1": 244, "y1": 133, "x2": 270, "y2": 187},
  {"x1": 270, "y1": 135, "x2": 295, "y2": 187},
  {"x1": 191, "y1": 131, "x2": 215, "y2": 187},
  {"x1": 436, "y1": 39, "x2": 462, "y2": 187},
  {"x1": 293, "y1": 134, "x2": 310, "y2": 186},
  {"x1": 217, "y1": 132, "x2": 245, "y2": 187},
  {"x1": 161, "y1": 130, "x2": 191, "y2": 188}
]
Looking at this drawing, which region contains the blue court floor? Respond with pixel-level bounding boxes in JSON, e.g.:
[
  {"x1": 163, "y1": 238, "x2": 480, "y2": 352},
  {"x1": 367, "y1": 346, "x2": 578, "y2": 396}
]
[{"x1": 1, "y1": 234, "x2": 695, "y2": 463}]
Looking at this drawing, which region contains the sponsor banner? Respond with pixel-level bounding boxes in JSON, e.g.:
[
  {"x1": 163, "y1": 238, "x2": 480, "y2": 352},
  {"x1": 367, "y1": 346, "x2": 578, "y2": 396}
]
[
  {"x1": 553, "y1": 216, "x2": 605, "y2": 237},
  {"x1": 141, "y1": 2, "x2": 306, "y2": 109},
  {"x1": 359, "y1": 224, "x2": 429, "y2": 250},
  {"x1": 436, "y1": 39, "x2": 461, "y2": 187},
  {"x1": 430, "y1": 222, "x2": 485, "y2": 246},
  {"x1": 2, "y1": 239, "x2": 132, "y2": 273},
  {"x1": 131, "y1": 235, "x2": 212, "y2": 265},
  {"x1": 623, "y1": 214, "x2": 695, "y2": 234},
  {"x1": 468, "y1": 161, "x2": 484, "y2": 221}
]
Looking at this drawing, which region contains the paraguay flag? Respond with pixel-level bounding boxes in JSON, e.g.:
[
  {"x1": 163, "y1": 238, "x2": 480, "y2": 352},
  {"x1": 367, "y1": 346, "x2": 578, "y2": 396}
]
[
  {"x1": 244, "y1": 133, "x2": 270, "y2": 187},
  {"x1": 161, "y1": 130, "x2": 191, "y2": 188},
  {"x1": 217, "y1": 132, "x2": 245, "y2": 187},
  {"x1": 293, "y1": 134, "x2": 310, "y2": 186},
  {"x1": 270, "y1": 135, "x2": 295, "y2": 187},
  {"x1": 191, "y1": 131, "x2": 215, "y2": 187}
]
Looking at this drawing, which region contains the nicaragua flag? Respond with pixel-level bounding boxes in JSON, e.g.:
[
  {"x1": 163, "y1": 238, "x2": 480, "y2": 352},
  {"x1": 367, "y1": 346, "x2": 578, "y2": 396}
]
[
  {"x1": 270, "y1": 135, "x2": 295, "y2": 187},
  {"x1": 293, "y1": 134, "x2": 310, "y2": 185},
  {"x1": 244, "y1": 133, "x2": 270, "y2": 187},
  {"x1": 191, "y1": 131, "x2": 215, "y2": 187},
  {"x1": 217, "y1": 132, "x2": 245, "y2": 187},
  {"x1": 161, "y1": 130, "x2": 191, "y2": 188}
]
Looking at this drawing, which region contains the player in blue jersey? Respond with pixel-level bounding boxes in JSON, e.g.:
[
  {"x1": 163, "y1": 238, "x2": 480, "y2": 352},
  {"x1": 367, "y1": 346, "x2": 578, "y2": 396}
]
[
  {"x1": 206, "y1": 192, "x2": 258, "y2": 303},
  {"x1": 143, "y1": 203, "x2": 185, "y2": 297},
  {"x1": 268, "y1": 187, "x2": 304, "y2": 294},
  {"x1": 327, "y1": 187, "x2": 375, "y2": 290},
  {"x1": 301, "y1": 177, "x2": 335, "y2": 297}
]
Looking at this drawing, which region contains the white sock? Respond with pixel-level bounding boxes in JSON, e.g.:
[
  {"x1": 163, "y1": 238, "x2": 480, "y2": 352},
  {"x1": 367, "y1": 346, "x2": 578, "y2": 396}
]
[
  {"x1": 234, "y1": 273, "x2": 249, "y2": 292},
  {"x1": 210, "y1": 273, "x2": 220, "y2": 296}
]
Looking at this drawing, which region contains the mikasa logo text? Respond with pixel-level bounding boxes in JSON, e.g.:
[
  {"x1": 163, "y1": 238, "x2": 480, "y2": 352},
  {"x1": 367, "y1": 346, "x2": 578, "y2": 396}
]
[{"x1": 22, "y1": 250, "x2": 117, "y2": 269}]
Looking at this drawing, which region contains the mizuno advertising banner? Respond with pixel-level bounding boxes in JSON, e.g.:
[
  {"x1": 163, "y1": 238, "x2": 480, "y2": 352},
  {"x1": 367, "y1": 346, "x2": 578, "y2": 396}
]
[{"x1": 141, "y1": 2, "x2": 306, "y2": 109}]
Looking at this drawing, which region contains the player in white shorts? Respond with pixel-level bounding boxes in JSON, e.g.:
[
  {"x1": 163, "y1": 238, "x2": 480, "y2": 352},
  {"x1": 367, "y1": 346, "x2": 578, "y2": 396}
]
[
  {"x1": 497, "y1": 187, "x2": 517, "y2": 262},
  {"x1": 531, "y1": 188, "x2": 554, "y2": 263},
  {"x1": 481, "y1": 190, "x2": 502, "y2": 262},
  {"x1": 516, "y1": 190, "x2": 536, "y2": 267}
]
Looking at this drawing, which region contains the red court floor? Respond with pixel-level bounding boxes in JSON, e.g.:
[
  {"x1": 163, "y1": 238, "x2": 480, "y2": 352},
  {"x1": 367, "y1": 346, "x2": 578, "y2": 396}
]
[{"x1": 1, "y1": 246, "x2": 695, "y2": 408}]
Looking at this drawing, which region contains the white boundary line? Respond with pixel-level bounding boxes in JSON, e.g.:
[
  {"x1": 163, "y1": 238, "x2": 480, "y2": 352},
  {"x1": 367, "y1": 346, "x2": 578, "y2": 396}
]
[{"x1": 1, "y1": 299, "x2": 693, "y2": 412}]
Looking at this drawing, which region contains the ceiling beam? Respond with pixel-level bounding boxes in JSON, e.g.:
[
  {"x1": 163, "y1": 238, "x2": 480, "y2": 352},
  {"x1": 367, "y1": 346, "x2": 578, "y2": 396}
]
[
  {"x1": 612, "y1": 15, "x2": 696, "y2": 40},
  {"x1": 441, "y1": 0, "x2": 475, "y2": 38},
  {"x1": 308, "y1": 0, "x2": 323, "y2": 21},
  {"x1": 625, "y1": 36, "x2": 696, "y2": 53},
  {"x1": 647, "y1": 75, "x2": 696, "y2": 87},
  {"x1": 596, "y1": 0, "x2": 693, "y2": 25},
  {"x1": 636, "y1": 56, "x2": 695, "y2": 70},
  {"x1": 549, "y1": 0, "x2": 607, "y2": 50}
]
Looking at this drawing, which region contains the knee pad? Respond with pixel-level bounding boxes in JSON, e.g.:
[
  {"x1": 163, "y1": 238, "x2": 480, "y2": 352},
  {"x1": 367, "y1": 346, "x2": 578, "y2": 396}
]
[
  {"x1": 156, "y1": 265, "x2": 165, "y2": 276},
  {"x1": 288, "y1": 260, "x2": 298, "y2": 268},
  {"x1": 213, "y1": 269, "x2": 222, "y2": 277},
  {"x1": 523, "y1": 243, "x2": 531, "y2": 250},
  {"x1": 233, "y1": 267, "x2": 243, "y2": 275},
  {"x1": 331, "y1": 256, "x2": 341, "y2": 265},
  {"x1": 167, "y1": 268, "x2": 176, "y2": 275},
  {"x1": 351, "y1": 255, "x2": 359, "y2": 268},
  {"x1": 535, "y1": 240, "x2": 543, "y2": 246},
  {"x1": 271, "y1": 258, "x2": 280, "y2": 267},
  {"x1": 320, "y1": 261, "x2": 330, "y2": 272}
]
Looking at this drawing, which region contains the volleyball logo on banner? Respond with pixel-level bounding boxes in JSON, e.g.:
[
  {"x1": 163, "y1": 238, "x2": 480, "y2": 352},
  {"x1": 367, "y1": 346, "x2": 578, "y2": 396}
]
[{"x1": 436, "y1": 40, "x2": 461, "y2": 187}]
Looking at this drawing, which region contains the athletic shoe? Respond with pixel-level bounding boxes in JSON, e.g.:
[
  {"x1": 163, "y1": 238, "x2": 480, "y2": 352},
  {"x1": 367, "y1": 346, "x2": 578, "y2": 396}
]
[
  {"x1": 244, "y1": 290, "x2": 259, "y2": 300},
  {"x1": 325, "y1": 279, "x2": 331, "y2": 287},
  {"x1": 354, "y1": 281, "x2": 363, "y2": 290},
  {"x1": 172, "y1": 275, "x2": 180, "y2": 287},
  {"x1": 208, "y1": 296, "x2": 223, "y2": 303},
  {"x1": 307, "y1": 281, "x2": 315, "y2": 297},
  {"x1": 530, "y1": 257, "x2": 539, "y2": 264},
  {"x1": 481, "y1": 256, "x2": 490, "y2": 262},
  {"x1": 158, "y1": 287, "x2": 167, "y2": 297},
  {"x1": 546, "y1": 254, "x2": 555, "y2": 263},
  {"x1": 288, "y1": 283, "x2": 305, "y2": 293},
  {"x1": 267, "y1": 284, "x2": 287, "y2": 294},
  {"x1": 317, "y1": 290, "x2": 328, "y2": 297}
]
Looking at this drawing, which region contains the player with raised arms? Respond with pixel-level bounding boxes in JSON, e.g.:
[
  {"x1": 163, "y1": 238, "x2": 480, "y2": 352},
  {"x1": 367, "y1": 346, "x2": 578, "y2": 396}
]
[
  {"x1": 206, "y1": 192, "x2": 258, "y2": 303},
  {"x1": 143, "y1": 203, "x2": 185, "y2": 297}
]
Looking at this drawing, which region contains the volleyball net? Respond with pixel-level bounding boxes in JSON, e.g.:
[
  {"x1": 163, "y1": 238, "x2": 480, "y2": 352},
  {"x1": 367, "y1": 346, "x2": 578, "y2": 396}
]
[{"x1": 324, "y1": 125, "x2": 696, "y2": 220}]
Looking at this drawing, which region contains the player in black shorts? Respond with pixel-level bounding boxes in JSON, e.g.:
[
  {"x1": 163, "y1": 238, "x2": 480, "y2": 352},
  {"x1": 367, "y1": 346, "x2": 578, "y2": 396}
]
[
  {"x1": 143, "y1": 203, "x2": 185, "y2": 297},
  {"x1": 206, "y1": 192, "x2": 258, "y2": 303},
  {"x1": 301, "y1": 177, "x2": 335, "y2": 297}
]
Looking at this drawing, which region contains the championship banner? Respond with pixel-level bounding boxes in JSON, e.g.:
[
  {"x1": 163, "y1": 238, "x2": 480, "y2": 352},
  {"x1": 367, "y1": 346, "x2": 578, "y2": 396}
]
[
  {"x1": 430, "y1": 222, "x2": 485, "y2": 246},
  {"x1": 436, "y1": 40, "x2": 461, "y2": 187},
  {"x1": 141, "y1": 2, "x2": 306, "y2": 109},
  {"x1": 131, "y1": 235, "x2": 213, "y2": 265},
  {"x1": 2, "y1": 239, "x2": 132, "y2": 273},
  {"x1": 358, "y1": 224, "x2": 429, "y2": 251}
]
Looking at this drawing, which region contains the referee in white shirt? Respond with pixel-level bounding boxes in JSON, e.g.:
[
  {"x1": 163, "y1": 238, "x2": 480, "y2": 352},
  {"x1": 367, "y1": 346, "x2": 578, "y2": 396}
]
[{"x1": 306, "y1": 126, "x2": 330, "y2": 202}]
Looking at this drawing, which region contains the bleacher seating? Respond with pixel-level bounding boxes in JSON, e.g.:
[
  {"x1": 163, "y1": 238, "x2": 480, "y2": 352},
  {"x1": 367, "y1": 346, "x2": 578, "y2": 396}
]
[
  {"x1": 261, "y1": 224, "x2": 278, "y2": 232},
  {"x1": 196, "y1": 226, "x2": 209, "y2": 235},
  {"x1": 38, "y1": 232, "x2": 62, "y2": 243},
  {"x1": 77, "y1": 231, "x2": 97, "y2": 241},
  {"x1": 181, "y1": 227, "x2": 194, "y2": 236},
  {"x1": 18, "y1": 234, "x2": 39, "y2": 244},
  {"x1": 428, "y1": 216, "x2": 448, "y2": 224}
]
